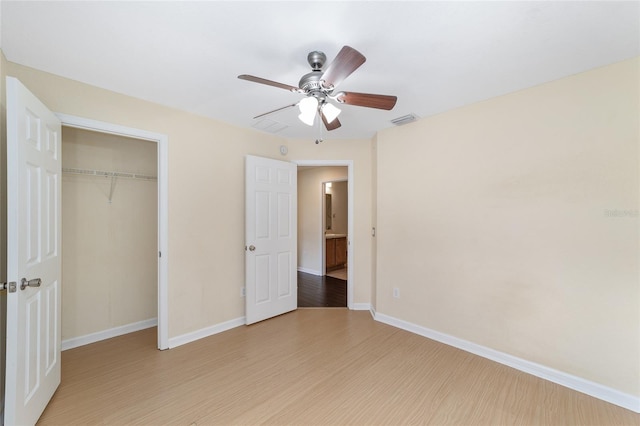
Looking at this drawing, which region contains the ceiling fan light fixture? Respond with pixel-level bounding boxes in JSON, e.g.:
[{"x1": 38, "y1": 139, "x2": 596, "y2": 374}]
[
  {"x1": 239, "y1": 46, "x2": 397, "y2": 134},
  {"x1": 322, "y1": 102, "x2": 341, "y2": 123},
  {"x1": 298, "y1": 97, "x2": 318, "y2": 126}
]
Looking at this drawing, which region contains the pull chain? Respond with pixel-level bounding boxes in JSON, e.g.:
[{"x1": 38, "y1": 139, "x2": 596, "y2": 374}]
[{"x1": 315, "y1": 108, "x2": 323, "y2": 144}]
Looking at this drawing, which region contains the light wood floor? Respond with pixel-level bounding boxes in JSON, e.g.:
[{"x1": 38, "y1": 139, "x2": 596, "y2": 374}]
[{"x1": 39, "y1": 310, "x2": 639, "y2": 425}]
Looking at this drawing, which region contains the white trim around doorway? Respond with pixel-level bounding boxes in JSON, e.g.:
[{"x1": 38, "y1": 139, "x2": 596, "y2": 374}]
[
  {"x1": 56, "y1": 114, "x2": 169, "y2": 350},
  {"x1": 295, "y1": 160, "x2": 354, "y2": 309}
]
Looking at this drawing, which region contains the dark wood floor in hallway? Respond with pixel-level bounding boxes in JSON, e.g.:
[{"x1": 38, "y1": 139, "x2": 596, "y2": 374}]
[{"x1": 297, "y1": 271, "x2": 346, "y2": 307}]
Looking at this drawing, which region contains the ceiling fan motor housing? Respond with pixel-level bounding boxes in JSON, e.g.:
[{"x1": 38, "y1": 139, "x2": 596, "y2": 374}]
[
  {"x1": 299, "y1": 51, "x2": 331, "y2": 95},
  {"x1": 307, "y1": 51, "x2": 326, "y2": 70},
  {"x1": 298, "y1": 71, "x2": 325, "y2": 93}
]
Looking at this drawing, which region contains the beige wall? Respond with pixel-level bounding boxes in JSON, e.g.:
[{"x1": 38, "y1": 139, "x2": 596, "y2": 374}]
[
  {"x1": 287, "y1": 139, "x2": 374, "y2": 305},
  {"x1": 376, "y1": 57, "x2": 640, "y2": 396},
  {"x1": 5, "y1": 62, "x2": 287, "y2": 339},
  {"x1": 297, "y1": 166, "x2": 348, "y2": 274},
  {"x1": 328, "y1": 180, "x2": 348, "y2": 235},
  {"x1": 6, "y1": 62, "x2": 375, "y2": 339},
  {"x1": 61, "y1": 127, "x2": 158, "y2": 340}
]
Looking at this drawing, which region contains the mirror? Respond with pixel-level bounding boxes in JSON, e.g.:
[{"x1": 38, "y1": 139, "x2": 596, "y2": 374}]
[{"x1": 325, "y1": 193, "x2": 332, "y2": 230}]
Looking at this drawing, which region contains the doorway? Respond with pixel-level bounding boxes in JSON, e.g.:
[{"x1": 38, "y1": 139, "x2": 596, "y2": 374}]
[
  {"x1": 58, "y1": 114, "x2": 169, "y2": 349},
  {"x1": 295, "y1": 161, "x2": 353, "y2": 308}
]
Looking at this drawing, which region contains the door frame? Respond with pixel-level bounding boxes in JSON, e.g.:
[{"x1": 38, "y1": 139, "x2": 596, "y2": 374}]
[
  {"x1": 56, "y1": 114, "x2": 169, "y2": 350},
  {"x1": 295, "y1": 160, "x2": 354, "y2": 309}
]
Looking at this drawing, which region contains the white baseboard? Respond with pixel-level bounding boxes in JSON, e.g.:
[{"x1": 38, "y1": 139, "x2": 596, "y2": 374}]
[
  {"x1": 374, "y1": 312, "x2": 640, "y2": 414},
  {"x1": 62, "y1": 318, "x2": 157, "y2": 351},
  {"x1": 350, "y1": 303, "x2": 371, "y2": 311},
  {"x1": 297, "y1": 267, "x2": 322, "y2": 276},
  {"x1": 168, "y1": 316, "x2": 245, "y2": 349}
]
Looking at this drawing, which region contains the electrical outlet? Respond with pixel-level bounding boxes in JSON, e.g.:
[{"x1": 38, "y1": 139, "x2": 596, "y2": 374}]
[
  {"x1": 241, "y1": 287, "x2": 246, "y2": 297},
  {"x1": 393, "y1": 287, "x2": 400, "y2": 298}
]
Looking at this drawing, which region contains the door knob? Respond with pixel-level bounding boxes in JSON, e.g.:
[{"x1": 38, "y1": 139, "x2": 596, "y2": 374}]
[
  {"x1": 248, "y1": 245, "x2": 256, "y2": 251},
  {"x1": 20, "y1": 278, "x2": 41, "y2": 291}
]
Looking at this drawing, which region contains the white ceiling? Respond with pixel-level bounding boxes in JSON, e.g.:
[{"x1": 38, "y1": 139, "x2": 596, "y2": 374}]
[{"x1": 2, "y1": 1, "x2": 639, "y2": 140}]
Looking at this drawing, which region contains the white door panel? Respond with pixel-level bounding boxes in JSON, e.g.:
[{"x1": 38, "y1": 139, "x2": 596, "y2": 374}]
[
  {"x1": 245, "y1": 155, "x2": 297, "y2": 325},
  {"x1": 5, "y1": 77, "x2": 62, "y2": 425}
]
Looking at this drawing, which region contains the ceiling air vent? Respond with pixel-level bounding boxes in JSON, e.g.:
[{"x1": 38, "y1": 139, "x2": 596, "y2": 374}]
[
  {"x1": 252, "y1": 119, "x2": 289, "y2": 134},
  {"x1": 391, "y1": 113, "x2": 419, "y2": 126}
]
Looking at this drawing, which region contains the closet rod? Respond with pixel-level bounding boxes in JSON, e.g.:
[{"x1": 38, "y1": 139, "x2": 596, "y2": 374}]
[{"x1": 62, "y1": 167, "x2": 157, "y2": 181}]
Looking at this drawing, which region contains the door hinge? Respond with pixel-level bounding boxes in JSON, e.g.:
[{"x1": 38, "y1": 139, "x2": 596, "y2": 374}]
[
  {"x1": 1, "y1": 282, "x2": 17, "y2": 293},
  {"x1": 159, "y1": 251, "x2": 162, "y2": 258}
]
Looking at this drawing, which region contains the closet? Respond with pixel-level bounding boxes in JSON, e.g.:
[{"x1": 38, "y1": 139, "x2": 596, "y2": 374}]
[{"x1": 61, "y1": 127, "x2": 158, "y2": 346}]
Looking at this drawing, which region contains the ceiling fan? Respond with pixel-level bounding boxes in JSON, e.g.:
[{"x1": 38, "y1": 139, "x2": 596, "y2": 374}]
[{"x1": 238, "y1": 46, "x2": 397, "y2": 132}]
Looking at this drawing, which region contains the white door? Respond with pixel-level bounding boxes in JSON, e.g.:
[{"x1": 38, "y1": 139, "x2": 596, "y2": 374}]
[
  {"x1": 245, "y1": 155, "x2": 297, "y2": 324},
  {"x1": 5, "y1": 77, "x2": 62, "y2": 425}
]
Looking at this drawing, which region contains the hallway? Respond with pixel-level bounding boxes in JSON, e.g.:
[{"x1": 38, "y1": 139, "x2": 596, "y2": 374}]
[{"x1": 297, "y1": 271, "x2": 346, "y2": 307}]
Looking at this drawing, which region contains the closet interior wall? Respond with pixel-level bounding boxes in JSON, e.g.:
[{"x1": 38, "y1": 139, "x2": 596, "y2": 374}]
[{"x1": 61, "y1": 127, "x2": 158, "y2": 344}]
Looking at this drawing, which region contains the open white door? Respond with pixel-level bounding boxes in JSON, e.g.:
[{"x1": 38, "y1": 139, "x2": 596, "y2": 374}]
[
  {"x1": 245, "y1": 155, "x2": 297, "y2": 324},
  {"x1": 5, "y1": 77, "x2": 62, "y2": 425}
]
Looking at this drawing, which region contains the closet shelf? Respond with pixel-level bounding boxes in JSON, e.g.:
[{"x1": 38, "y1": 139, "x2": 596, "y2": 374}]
[{"x1": 62, "y1": 167, "x2": 157, "y2": 181}]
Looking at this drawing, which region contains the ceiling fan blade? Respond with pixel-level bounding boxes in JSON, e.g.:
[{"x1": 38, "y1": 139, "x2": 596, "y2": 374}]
[
  {"x1": 321, "y1": 112, "x2": 342, "y2": 131},
  {"x1": 238, "y1": 74, "x2": 300, "y2": 92},
  {"x1": 335, "y1": 92, "x2": 397, "y2": 110},
  {"x1": 321, "y1": 46, "x2": 366, "y2": 89},
  {"x1": 253, "y1": 103, "x2": 297, "y2": 119}
]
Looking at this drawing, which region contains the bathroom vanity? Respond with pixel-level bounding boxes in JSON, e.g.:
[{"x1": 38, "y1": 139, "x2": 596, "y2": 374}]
[{"x1": 325, "y1": 234, "x2": 347, "y2": 271}]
